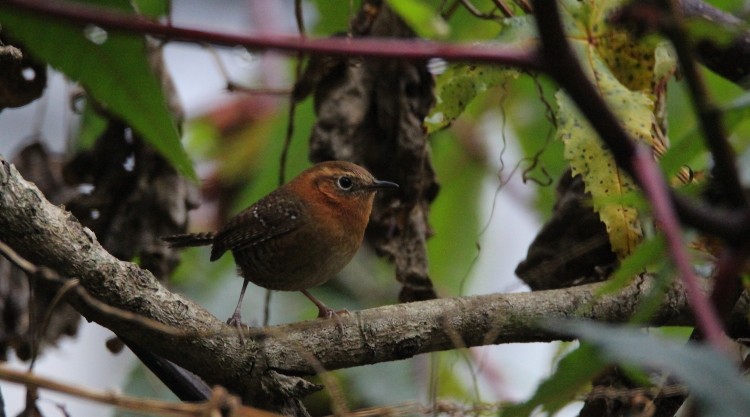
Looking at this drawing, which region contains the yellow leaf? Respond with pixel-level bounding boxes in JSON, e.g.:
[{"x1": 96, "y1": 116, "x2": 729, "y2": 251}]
[
  {"x1": 557, "y1": 91, "x2": 644, "y2": 258},
  {"x1": 554, "y1": 0, "x2": 676, "y2": 258}
]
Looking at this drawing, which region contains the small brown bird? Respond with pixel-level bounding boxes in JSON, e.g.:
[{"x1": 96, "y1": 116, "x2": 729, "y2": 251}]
[{"x1": 164, "y1": 161, "x2": 398, "y2": 326}]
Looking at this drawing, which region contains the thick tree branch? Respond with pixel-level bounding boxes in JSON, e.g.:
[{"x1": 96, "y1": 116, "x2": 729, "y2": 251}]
[
  {"x1": 0, "y1": 156, "x2": 311, "y2": 414},
  {"x1": 0, "y1": 160, "x2": 236, "y2": 380},
  {"x1": 1, "y1": 154, "x2": 746, "y2": 378}
]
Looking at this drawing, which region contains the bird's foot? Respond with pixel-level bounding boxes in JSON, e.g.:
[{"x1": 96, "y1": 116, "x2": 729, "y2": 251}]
[
  {"x1": 317, "y1": 307, "x2": 350, "y2": 319},
  {"x1": 226, "y1": 314, "x2": 249, "y2": 341},
  {"x1": 301, "y1": 289, "x2": 348, "y2": 334},
  {"x1": 317, "y1": 307, "x2": 349, "y2": 334}
]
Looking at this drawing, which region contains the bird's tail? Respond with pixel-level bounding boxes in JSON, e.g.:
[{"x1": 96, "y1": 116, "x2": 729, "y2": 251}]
[{"x1": 162, "y1": 232, "x2": 215, "y2": 248}]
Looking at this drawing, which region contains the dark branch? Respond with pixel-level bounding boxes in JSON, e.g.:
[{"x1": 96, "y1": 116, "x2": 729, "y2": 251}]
[
  {"x1": 0, "y1": 0, "x2": 540, "y2": 69},
  {"x1": 659, "y1": 0, "x2": 748, "y2": 210},
  {"x1": 680, "y1": 0, "x2": 750, "y2": 87},
  {"x1": 0, "y1": 153, "x2": 736, "y2": 375},
  {"x1": 531, "y1": 0, "x2": 750, "y2": 245},
  {"x1": 631, "y1": 146, "x2": 726, "y2": 349}
]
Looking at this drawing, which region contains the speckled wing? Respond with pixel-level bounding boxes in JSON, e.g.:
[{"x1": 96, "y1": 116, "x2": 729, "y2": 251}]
[{"x1": 209, "y1": 192, "x2": 307, "y2": 262}]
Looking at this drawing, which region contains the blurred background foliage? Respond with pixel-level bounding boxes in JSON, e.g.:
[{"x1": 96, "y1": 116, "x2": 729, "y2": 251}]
[
  {"x1": 4, "y1": 0, "x2": 750, "y2": 415},
  {"x1": 69, "y1": 0, "x2": 748, "y2": 416},
  {"x1": 131, "y1": 1, "x2": 547, "y2": 412},
  {"x1": 164, "y1": 0, "x2": 750, "y2": 414}
]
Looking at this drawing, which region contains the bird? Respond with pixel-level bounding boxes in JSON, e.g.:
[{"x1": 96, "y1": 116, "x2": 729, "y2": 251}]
[{"x1": 163, "y1": 161, "x2": 398, "y2": 327}]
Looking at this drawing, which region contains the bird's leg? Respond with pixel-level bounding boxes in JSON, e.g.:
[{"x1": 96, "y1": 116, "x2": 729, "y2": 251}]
[
  {"x1": 301, "y1": 289, "x2": 348, "y2": 331},
  {"x1": 227, "y1": 278, "x2": 250, "y2": 331}
]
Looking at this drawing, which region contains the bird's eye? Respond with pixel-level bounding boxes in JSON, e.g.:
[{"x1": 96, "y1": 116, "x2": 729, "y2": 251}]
[{"x1": 337, "y1": 176, "x2": 353, "y2": 190}]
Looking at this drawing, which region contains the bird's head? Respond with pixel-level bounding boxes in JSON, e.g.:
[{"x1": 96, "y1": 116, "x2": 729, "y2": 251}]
[{"x1": 291, "y1": 161, "x2": 398, "y2": 224}]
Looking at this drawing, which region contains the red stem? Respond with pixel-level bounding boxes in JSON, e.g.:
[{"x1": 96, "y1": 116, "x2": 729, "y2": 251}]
[
  {"x1": 632, "y1": 146, "x2": 728, "y2": 351},
  {"x1": 0, "y1": 0, "x2": 541, "y2": 70}
]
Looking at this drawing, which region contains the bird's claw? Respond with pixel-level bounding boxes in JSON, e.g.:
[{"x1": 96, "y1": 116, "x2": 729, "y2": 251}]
[
  {"x1": 226, "y1": 314, "x2": 249, "y2": 341},
  {"x1": 318, "y1": 308, "x2": 349, "y2": 334}
]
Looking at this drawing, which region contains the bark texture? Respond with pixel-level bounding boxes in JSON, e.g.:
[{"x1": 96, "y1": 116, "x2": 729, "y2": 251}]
[{"x1": 2, "y1": 153, "x2": 749, "y2": 412}]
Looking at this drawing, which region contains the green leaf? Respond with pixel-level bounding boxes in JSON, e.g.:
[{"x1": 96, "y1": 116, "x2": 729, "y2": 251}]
[
  {"x1": 558, "y1": 321, "x2": 750, "y2": 417},
  {"x1": 723, "y1": 91, "x2": 750, "y2": 127},
  {"x1": 595, "y1": 234, "x2": 674, "y2": 325},
  {"x1": 0, "y1": 1, "x2": 196, "y2": 179},
  {"x1": 658, "y1": 125, "x2": 708, "y2": 178},
  {"x1": 660, "y1": 85, "x2": 750, "y2": 178},
  {"x1": 597, "y1": 235, "x2": 667, "y2": 295},
  {"x1": 505, "y1": 75, "x2": 565, "y2": 216},
  {"x1": 553, "y1": 0, "x2": 678, "y2": 259},
  {"x1": 130, "y1": 0, "x2": 170, "y2": 18},
  {"x1": 427, "y1": 132, "x2": 483, "y2": 294},
  {"x1": 503, "y1": 343, "x2": 606, "y2": 417},
  {"x1": 426, "y1": 64, "x2": 518, "y2": 132},
  {"x1": 184, "y1": 118, "x2": 222, "y2": 159},
  {"x1": 387, "y1": 0, "x2": 449, "y2": 39},
  {"x1": 496, "y1": 14, "x2": 537, "y2": 46},
  {"x1": 557, "y1": 90, "x2": 644, "y2": 259},
  {"x1": 684, "y1": 17, "x2": 740, "y2": 49},
  {"x1": 308, "y1": 0, "x2": 352, "y2": 35}
]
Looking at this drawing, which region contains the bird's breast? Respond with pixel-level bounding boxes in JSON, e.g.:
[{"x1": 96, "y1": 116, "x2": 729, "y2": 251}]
[{"x1": 231, "y1": 220, "x2": 363, "y2": 291}]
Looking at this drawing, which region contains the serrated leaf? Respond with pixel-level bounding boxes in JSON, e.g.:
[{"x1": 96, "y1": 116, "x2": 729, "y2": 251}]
[
  {"x1": 556, "y1": 90, "x2": 644, "y2": 259},
  {"x1": 558, "y1": 320, "x2": 750, "y2": 417},
  {"x1": 653, "y1": 43, "x2": 677, "y2": 85},
  {"x1": 553, "y1": 0, "x2": 679, "y2": 259},
  {"x1": 0, "y1": 1, "x2": 196, "y2": 179},
  {"x1": 426, "y1": 64, "x2": 518, "y2": 132},
  {"x1": 503, "y1": 343, "x2": 606, "y2": 417}
]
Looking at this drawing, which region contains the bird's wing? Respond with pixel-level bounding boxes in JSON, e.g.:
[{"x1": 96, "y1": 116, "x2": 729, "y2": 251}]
[{"x1": 210, "y1": 193, "x2": 306, "y2": 261}]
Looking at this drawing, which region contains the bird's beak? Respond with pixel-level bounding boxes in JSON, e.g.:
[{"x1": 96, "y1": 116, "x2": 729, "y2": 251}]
[{"x1": 367, "y1": 179, "x2": 399, "y2": 190}]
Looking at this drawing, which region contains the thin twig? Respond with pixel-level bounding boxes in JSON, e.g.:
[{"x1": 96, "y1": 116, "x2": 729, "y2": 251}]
[
  {"x1": 266, "y1": 0, "x2": 308, "y2": 328},
  {"x1": 513, "y1": 0, "x2": 532, "y2": 13},
  {"x1": 459, "y1": 0, "x2": 506, "y2": 19},
  {"x1": 491, "y1": 0, "x2": 515, "y2": 17},
  {"x1": 278, "y1": 0, "x2": 306, "y2": 186},
  {"x1": 29, "y1": 278, "x2": 79, "y2": 371},
  {"x1": 530, "y1": 0, "x2": 750, "y2": 244},
  {"x1": 632, "y1": 145, "x2": 728, "y2": 351},
  {"x1": 586, "y1": 384, "x2": 689, "y2": 400},
  {"x1": 0, "y1": 366, "x2": 278, "y2": 417},
  {"x1": 226, "y1": 84, "x2": 292, "y2": 96},
  {"x1": 660, "y1": 0, "x2": 748, "y2": 209}
]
